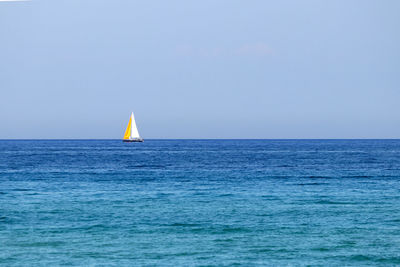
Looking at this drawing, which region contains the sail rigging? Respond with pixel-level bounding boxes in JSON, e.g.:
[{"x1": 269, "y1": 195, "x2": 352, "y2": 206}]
[
  {"x1": 130, "y1": 113, "x2": 140, "y2": 139},
  {"x1": 123, "y1": 116, "x2": 132, "y2": 140},
  {"x1": 123, "y1": 112, "x2": 142, "y2": 142}
]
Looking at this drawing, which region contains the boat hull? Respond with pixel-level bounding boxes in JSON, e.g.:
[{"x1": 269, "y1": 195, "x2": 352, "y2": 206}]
[{"x1": 123, "y1": 139, "x2": 144, "y2": 143}]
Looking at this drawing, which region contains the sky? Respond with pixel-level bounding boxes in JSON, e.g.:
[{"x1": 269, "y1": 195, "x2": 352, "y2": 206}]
[{"x1": 0, "y1": 0, "x2": 399, "y2": 139}]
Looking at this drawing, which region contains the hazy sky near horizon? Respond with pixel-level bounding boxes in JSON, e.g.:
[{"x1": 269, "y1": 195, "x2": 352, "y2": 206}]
[{"x1": 1, "y1": 0, "x2": 399, "y2": 138}]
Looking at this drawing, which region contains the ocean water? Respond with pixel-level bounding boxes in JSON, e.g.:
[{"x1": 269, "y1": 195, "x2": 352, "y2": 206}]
[{"x1": 1, "y1": 139, "x2": 400, "y2": 266}]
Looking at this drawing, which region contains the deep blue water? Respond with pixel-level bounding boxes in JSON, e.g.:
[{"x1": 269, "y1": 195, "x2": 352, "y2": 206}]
[{"x1": 1, "y1": 139, "x2": 400, "y2": 266}]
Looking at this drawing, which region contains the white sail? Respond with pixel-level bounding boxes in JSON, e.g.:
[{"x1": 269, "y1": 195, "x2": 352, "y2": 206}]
[{"x1": 130, "y1": 112, "x2": 141, "y2": 139}]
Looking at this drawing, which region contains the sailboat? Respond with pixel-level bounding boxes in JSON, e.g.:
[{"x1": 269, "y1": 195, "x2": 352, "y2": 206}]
[{"x1": 123, "y1": 112, "x2": 144, "y2": 142}]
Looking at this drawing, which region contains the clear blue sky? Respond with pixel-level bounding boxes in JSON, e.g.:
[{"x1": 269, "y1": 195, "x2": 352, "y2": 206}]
[{"x1": 0, "y1": 0, "x2": 399, "y2": 138}]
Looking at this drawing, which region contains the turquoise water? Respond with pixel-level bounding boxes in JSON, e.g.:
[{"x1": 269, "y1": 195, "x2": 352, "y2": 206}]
[{"x1": 1, "y1": 140, "x2": 400, "y2": 266}]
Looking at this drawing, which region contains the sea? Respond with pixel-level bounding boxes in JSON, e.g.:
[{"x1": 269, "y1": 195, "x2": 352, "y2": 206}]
[{"x1": 1, "y1": 139, "x2": 400, "y2": 266}]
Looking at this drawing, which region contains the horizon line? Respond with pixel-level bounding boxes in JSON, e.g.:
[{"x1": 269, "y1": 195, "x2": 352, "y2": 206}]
[{"x1": 0, "y1": 138, "x2": 399, "y2": 141}]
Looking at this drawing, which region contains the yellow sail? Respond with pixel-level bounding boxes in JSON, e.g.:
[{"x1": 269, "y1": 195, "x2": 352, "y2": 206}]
[{"x1": 123, "y1": 116, "x2": 132, "y2": 140}]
